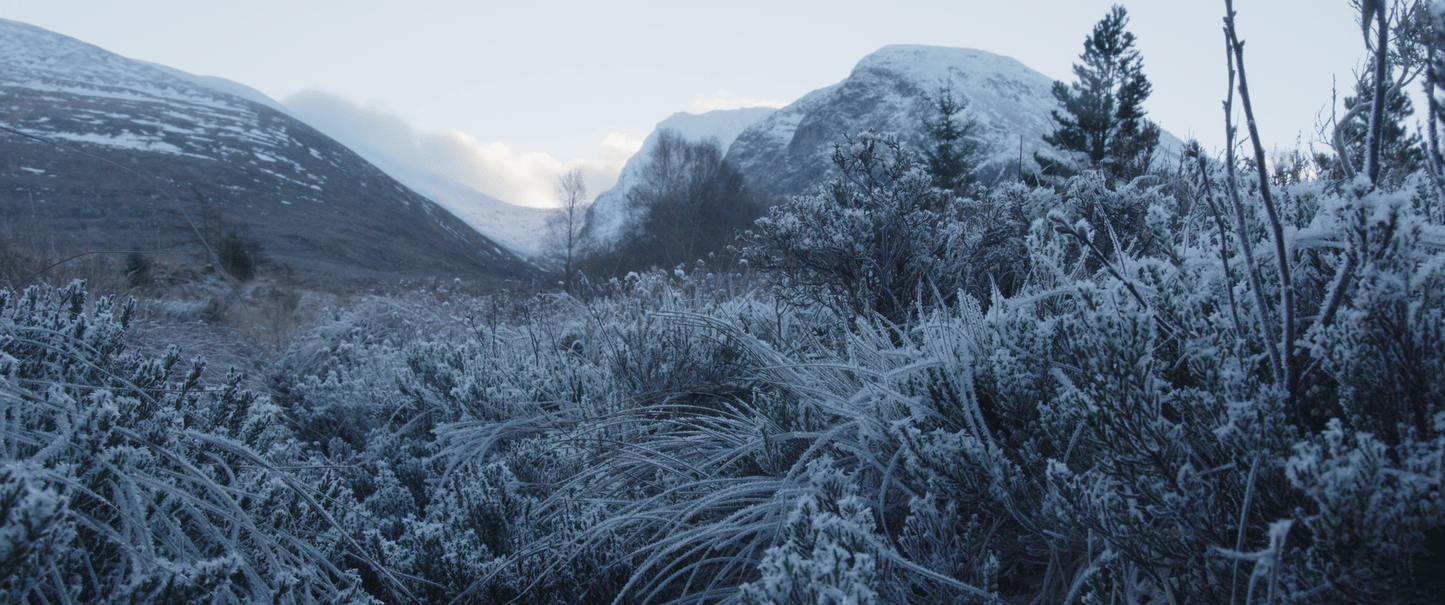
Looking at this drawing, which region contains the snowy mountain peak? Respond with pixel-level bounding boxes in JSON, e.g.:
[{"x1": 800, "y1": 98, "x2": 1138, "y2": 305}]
[
  {"x1": 0, "y1": 18, "x2": 278, "y2": 115},
  {"x1": 852, "y1": 44, "x2": 1052, "y2": 89},
  {"x1": 726, "y1": 44, "x2": 1065, "y2": 196},
  {"x1": 1, "y1": 18, "x2": 143, "y2": 80}
]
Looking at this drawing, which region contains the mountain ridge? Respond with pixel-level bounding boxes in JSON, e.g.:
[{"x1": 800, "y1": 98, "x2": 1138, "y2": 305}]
[
  {"x1": 0, "y1": 18, "x2": 533, "y2": 284},
  {"x1": 586, "y1": 44, "x2": 1183, "y2": 254},
  {"x1": 726, "y1": 44, "x2": 1068, "y2": 196}
]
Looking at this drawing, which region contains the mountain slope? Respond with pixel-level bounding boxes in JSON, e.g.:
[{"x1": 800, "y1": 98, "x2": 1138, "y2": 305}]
[
  {"x1": 726, "y1": 44, "x2": 1181, "y2": 197},
  {"x1": 282, "y1": 93, "x2": 554, "y2": 258},
  {"x1": 0, "y1": 18, "x2": 532, "y2": 283}
]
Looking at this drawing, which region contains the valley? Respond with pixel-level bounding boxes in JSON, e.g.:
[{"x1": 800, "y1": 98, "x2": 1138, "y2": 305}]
[{"x1": 2, "y1": 5, "x2": 1443, "y2": 604}]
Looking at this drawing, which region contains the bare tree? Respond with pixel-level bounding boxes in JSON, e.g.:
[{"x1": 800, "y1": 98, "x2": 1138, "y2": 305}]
[
  {"x1": 548, "y1": 167, "x2": 588, "y2": 289},
  {"x1": 581, "y1": 131, "x2": 763, "y2": 276}
]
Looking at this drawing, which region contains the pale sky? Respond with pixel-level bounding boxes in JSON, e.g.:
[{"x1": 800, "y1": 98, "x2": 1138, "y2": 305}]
[{"x1": 2, "y1": 1, "x2": 1392, "y2": 204}]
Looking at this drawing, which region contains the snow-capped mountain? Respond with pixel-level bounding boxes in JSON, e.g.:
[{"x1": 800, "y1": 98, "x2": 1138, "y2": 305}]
[
  {"x1": 0, "y1": 18, "x2": 532, "y2": 282},
  {"x1": 726, "y1": 44, "x2": 1181, "y2": 196},
  {"x1": 727, "y1": 45, "x2": 1057, "y2": 195},
  {"x1": 587, "y1": 45, "x2": 1182, "y2": 251},
  {"x1": 583, "y1": 107, "x2": 776, "y2": 249}
]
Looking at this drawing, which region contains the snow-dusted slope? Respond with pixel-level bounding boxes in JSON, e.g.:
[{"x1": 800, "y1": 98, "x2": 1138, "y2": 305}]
[
  {"x1": 727, "y1": 44, "x2": 1181, "y2": 196},
  {"x1": 727, "y1": 45, "x2": 1060, "y2": 195},
  {"x1": 584, "y1": 107, "x2": 776, "y2": 248},
  {"x1": 0, "y1": 18, "x2": 531, "y2": 282},
  {"x1": 0, "y1": 19, "x2": 290, "y2": 158},
  {"x1": 280, "y1": 99, "x2": 553, "y2": 258},
  {"x1": 378, "y1": 167, "x2": 552, "y2": 258}
]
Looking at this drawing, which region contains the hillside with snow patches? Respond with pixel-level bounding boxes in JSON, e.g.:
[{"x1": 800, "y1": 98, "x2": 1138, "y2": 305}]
[
  {"x1": 0, "y1": 18, "x2": 532, "y2": 282},
  {"x1": 0, "y1": 19, "x2": 299, "y2": 162}
]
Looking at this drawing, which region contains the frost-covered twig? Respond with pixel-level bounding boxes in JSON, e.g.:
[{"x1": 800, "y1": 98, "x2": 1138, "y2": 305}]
[
  {"x1": 1224, "y1": 0, "x2": 1296, "y2": 402},
  {"x1": 1221, "y1": 7, "x2": 1284, "y2": 387},
  {"x1": 1366, "y1": 0, "x2": 1391, "y2": 185}
]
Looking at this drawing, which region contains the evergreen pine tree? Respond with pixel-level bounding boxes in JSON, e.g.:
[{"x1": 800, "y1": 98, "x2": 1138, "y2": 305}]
[
  {"x1": 921, "y1": 84, "x2": 980, "y2": 194},
  {"x1": 1042, "y1": 5, "x2": 1161, "y2": 182}
]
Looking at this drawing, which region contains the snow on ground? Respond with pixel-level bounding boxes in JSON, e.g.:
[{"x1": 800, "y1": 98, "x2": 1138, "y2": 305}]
[{"x1": 36, "y1": 130, "x2": 185, "y2": 154}]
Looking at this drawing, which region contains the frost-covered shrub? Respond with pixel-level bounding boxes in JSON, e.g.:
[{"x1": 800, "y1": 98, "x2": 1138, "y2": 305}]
[
  {"x1": 258, "y1": 272, "x2": 811, "y2": 602},
  {"x1": 1300, "y1": 184, "x2": 1445, "y2": 439},
  {"x1": 739, "y1": 461, "x2": 882, "y2": 605},
  {"x1": 1049, "y1": 170, "x2": 1172, "y2": 267},
  {"x1": 0, "y1": 467, "x2": 74, "y2": 600},
  {"x1": 744, "y1": 131, "x2": 967, "y2": 326},
  {"x1": 1288, "y1": 417, "x2": 1445, "y2": 603},
  {"x1": 745, "y1": 131, "x2": 1081, "y2": 328},
  {"x1": 1277, "y1": 181, "x2": 1445, "y2": 602},
  {"x1": 955, "y1": 181, "x2": 1057, "y2": 300},
  {"x1": 269, "y1": 291, "x2": 457, "y2": 450},
  {"x1": 0, "y1": 281, "x2": 375, "y2": 603},
  {"x1": 896, "y1": 496, "x2": 999, "y2": 604},
  {"x1": 431, "y1": 291, "x2": 814, "y2": 603}
]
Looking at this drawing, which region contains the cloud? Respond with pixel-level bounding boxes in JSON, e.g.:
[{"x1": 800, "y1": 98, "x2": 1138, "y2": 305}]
[
  {"x1": 601, "y1": 131, "x2": 644, "y2": 155},
  {"x1": 692, "y1": 96, "x2": 789, "y2": 112},
  {"x1": 283, "y1": 90, "x2": 637, "y2": 208}
]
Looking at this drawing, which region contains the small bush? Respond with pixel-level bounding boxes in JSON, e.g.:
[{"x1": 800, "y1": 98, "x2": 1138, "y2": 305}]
[
  {"x1": 124, "y1": 250, "x2": 151, "y2": 287},
  {"x1": 217, "y1": 228, "x2": 256, "y2": 281}
]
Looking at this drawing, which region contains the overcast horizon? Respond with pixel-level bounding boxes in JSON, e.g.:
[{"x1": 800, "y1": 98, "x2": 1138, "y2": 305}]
[{"x1": 4, "y1": 0, "x2": 1389, "y2": 207}]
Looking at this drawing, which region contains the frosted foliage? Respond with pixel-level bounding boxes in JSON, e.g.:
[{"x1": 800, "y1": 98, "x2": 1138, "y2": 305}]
[
  {"x1": 745, "y1": 131, "x2": 975, "y2": 325},
  {"x1": 0, "y1": 468, "x2": 74, "y2": 598},
  {"x1": 1300, "y1": 184, "x2": 1445, "y2": 438},
  {"x1": 740, "y1": 462, "x2": 879, "y2": 605},
  {"x1": 229, "y1": 144, "x2": 1445, "y2": 602},
  {"x1": 9, "y1": 41, "x2": 1445, "y2": 601},
  {"x1": 0, "y1": 282, "x2": 377, "y2": 604},
  {"x1": 1288, "y1": 417, "x2": 1445, "y2": 602},
  {"x1": 9, "y1": 142, "x2": 1445, "y2": 603}
]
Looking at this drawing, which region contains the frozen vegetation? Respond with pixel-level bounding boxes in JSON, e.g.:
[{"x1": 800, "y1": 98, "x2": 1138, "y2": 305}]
[
  {"x1": 6, "y1": 140, "x2": 1444, "y2": 603},
  {"x1": 4, "y1": 3, "x2": 1445, "y2": 605}
]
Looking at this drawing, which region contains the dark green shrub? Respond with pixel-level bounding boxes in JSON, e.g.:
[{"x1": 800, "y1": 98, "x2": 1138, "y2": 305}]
[
  {"x1": 123, "y1": 250, "x2": 150, "y2": 287},
  {"x1": 217, "y1": 228, "x2": 256, "y2": 281}
]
